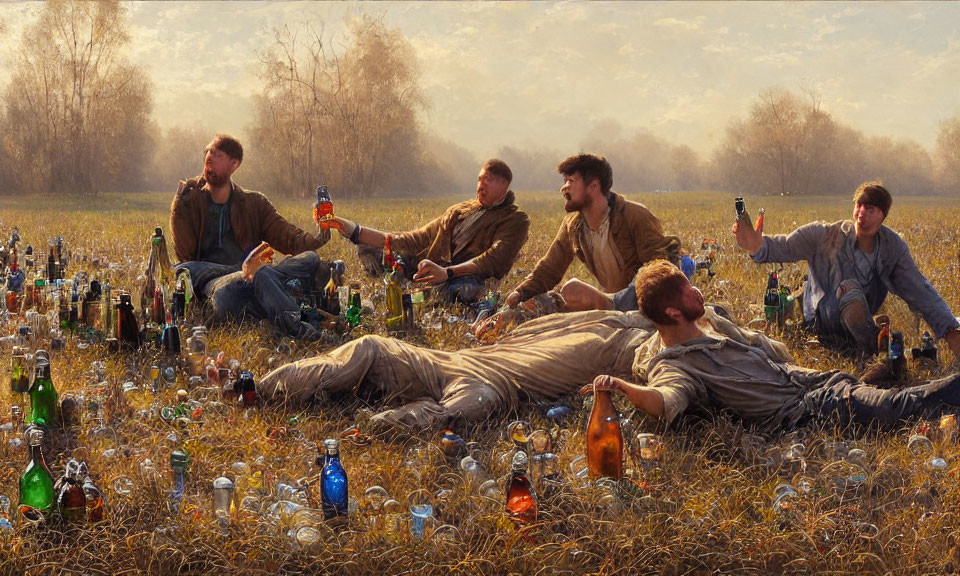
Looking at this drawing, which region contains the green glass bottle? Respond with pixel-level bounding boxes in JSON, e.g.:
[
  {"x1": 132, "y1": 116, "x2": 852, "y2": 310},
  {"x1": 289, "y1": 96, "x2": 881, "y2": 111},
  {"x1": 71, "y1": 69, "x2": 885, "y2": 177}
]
[
  {"x1": 346, "y1": 283, "x2": 362, "y2": 327},
  {"x1": 19, "y1": 428, "x2": 55, "y2": 518},
  {"x1": 29, "y1": 356, "x2": 60, "y2": 427}
]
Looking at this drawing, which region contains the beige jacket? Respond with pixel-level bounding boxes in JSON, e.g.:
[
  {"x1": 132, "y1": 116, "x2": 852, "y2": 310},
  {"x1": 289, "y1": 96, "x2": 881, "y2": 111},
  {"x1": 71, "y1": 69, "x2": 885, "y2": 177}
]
[{"x1": 512, "y1": 192, "x2": 681, "y2": 300}]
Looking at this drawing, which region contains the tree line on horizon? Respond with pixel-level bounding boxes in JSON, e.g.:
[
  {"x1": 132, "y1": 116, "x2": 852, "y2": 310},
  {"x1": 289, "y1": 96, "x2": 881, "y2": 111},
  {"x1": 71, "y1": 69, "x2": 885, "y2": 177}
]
[{"x1": 1, "y1": 0, "x2": 959, "y2": 199}]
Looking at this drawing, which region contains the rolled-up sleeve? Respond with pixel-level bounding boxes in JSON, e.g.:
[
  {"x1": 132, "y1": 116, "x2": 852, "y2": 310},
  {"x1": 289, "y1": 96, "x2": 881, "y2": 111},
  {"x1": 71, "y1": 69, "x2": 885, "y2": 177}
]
[{"x1": 645, "y1": 364, "x2": 705, "y2": 425}]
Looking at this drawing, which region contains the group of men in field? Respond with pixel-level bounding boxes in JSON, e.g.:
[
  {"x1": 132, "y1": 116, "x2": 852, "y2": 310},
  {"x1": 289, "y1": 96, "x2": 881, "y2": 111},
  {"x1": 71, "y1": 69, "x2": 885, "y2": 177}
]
[{"x1": 171, "y1": 133, "x2": 960, "y2": 432}]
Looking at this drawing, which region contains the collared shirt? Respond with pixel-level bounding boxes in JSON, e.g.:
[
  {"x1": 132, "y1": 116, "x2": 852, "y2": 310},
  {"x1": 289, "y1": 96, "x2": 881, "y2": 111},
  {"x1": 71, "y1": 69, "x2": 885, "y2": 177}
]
[
  {"x1": 751, "y1": 220, "x2": 959, "y2": 339},
  {"x1": 581, "y1": 206, "x2": 624, "y2": 291}
]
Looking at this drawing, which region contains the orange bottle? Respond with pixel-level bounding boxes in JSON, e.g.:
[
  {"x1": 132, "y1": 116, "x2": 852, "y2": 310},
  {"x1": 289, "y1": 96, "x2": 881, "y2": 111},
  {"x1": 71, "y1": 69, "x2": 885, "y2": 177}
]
[
  {"x1": 313, "y1": 185, "x2": 333, "y2": 225},
  {"x1": 586, "y1": 389, "x2": 623, "y2": 479},
  {"x1": 877, "y1": 322, "x2": 890, "y2": 356},
  {"x1": 505, "y1": 451, "x2": 537, "y2": 527}
]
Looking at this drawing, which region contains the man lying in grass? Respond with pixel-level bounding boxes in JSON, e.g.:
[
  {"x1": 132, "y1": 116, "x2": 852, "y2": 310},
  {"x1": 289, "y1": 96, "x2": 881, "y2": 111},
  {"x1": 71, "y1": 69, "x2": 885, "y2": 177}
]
[
  {"x1": 257, "y1": 292, "x2": 785, "y2": 429},
  {"x1": 583, "y1": 260, "x2": 960, "y2": 430}
]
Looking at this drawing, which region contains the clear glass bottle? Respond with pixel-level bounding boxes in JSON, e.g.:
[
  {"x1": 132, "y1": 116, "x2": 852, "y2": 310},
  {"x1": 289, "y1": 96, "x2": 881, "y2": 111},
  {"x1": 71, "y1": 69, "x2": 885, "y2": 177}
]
[
  {"x1": 213, "y1": 476, "x2": 234, "y2": 527},
  {"x1": 80, "y1": 461, "x2": 105, "y2": 522},
  {"x1": 10, "y1": 345, "x2": 29, "y2": 394},
  {"x1": 56, "y1": 459, "x2": 86, "y2": 523},
  {"x1": 186, "y1": 326, "x2": 208, "y2": 377}
]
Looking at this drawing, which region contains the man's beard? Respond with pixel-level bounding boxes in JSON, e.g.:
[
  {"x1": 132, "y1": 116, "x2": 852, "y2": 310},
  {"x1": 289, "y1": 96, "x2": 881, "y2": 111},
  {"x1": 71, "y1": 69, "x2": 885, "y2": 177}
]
[
  {"x1": 205, "y1": 168, "x2": 229, "y2": 187},
  {"x1": 681, "y1": 301, "x2": 705, "y2": 322},
  {"x1": 564, "y1": 197, "x2": 584, "y2": 213}
]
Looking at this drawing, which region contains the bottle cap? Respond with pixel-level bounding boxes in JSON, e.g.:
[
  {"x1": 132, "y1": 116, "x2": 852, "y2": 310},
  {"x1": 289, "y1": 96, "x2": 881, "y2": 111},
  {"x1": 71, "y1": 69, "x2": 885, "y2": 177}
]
[
  {"x1": 27, "y1": 428, "x2": 44, "y2": 446},
  {"x1": 324, "y1": 438, "x2": 339, "y2": 454},
  {"x1": 511, "y1": 450, "x2": 528, "y2": 472},
  {"x1": 213, "y1": 476, "x2": 234, "y2": 491},
  {"x1": 170, "y1": 450, "x2": 190, "y2": 470}
]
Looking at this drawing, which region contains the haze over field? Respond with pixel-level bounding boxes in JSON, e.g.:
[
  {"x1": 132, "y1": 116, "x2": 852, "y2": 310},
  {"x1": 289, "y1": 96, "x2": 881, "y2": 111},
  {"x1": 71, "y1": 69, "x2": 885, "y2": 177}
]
[{"x1": 1, "y1": 1, "x2": 960, "y2": 196}]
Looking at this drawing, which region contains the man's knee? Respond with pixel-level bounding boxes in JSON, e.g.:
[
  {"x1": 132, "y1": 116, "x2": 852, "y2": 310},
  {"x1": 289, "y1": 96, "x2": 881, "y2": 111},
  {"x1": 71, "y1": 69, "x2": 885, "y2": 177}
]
[
  {"x1": 837, "y1": 279, "x2": 864, "y2": 304},
  {"x1": 440, "y1": 378, "x2": 505, "y2": 423},
  {"x1": 560, "y1": 278, "x2": 611, "y2": 311},
  {"x1": 209, "y1": 280, "x2": 252, "y2": 321}
]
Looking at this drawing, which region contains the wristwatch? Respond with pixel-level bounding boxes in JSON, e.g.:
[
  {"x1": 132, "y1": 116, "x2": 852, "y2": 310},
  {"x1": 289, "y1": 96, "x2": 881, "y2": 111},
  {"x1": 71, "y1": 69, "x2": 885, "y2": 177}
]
[{"x1": 446, "y1": 267, "x2": 455, "y2": 280}]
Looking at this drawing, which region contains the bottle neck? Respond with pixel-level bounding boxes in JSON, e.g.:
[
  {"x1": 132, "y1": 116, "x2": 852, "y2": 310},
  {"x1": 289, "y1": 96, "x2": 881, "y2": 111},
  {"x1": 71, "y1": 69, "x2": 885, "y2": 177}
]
[{"x1": 28, "y1": 443, "x2": 45, "y2": 466}]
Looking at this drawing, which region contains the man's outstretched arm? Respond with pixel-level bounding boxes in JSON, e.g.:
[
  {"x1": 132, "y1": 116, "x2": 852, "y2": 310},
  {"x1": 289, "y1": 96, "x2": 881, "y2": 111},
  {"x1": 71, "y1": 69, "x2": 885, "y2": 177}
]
[{"x1": 580, "y1": 374, "x2": 665, "y2": 419}]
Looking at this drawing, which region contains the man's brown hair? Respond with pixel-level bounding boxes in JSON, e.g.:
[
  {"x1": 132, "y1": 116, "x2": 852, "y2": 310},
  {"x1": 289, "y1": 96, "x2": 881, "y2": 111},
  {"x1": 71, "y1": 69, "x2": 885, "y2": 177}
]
[
  {"x1": 212, "y1": 134, "x2": 244, "y2": 163},
  {"x1": 482, "y1": 158, "x2": 513, "y2": 185},
  {"x1": 634, "y1": 259, "x2": 689, "y2": 325},
  {"x1": 557, "y1": 153, "x2": 613, "y2": 195},
  {"x1": 852, "y1": 181, "x2": 891, "y2": 218}
]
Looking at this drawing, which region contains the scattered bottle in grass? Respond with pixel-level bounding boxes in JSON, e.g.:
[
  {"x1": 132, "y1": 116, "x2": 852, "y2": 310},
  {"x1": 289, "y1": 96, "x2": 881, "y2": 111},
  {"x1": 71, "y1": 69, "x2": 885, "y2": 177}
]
[
  {"x1": 19, "y1": 428, "x2": 54, "y2": 521},
  {"x1": 505, "y1": 451, "x2": 537, "y2": 527},
  {"x1": 320, "y1": 439, "x2": 348, "y2": 521}
]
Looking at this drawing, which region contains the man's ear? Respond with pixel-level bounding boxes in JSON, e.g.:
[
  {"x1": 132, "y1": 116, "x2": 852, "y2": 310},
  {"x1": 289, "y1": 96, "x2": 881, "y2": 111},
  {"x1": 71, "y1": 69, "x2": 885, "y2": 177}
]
[
  {"x1": 588, "y1": 178, "x2": 601, "y2": 195},
  {"x1": 663, "y1": 306, "x2": 682, "y2": 323}
]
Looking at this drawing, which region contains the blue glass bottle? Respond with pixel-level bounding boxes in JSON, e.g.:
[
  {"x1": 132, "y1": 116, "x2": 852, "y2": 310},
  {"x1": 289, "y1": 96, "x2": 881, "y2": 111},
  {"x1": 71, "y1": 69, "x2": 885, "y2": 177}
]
[{"x1": 320, "y1": 439, "x2": 348, "y2": 520}]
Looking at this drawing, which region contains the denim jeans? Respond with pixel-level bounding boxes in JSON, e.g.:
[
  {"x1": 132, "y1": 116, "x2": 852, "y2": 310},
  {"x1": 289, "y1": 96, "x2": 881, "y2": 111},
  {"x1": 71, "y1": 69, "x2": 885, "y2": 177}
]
[
  {"x1": 803, "y1": 372, "x2": 960, "y2": 426},
  {"x1": 176, "y1": 251, "x2": 325, "y2": 338}
]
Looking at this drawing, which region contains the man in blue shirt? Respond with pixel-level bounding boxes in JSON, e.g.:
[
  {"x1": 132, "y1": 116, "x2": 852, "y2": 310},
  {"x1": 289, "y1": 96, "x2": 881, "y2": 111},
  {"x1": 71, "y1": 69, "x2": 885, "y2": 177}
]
[{"x1": 733, "y1": 181, "x2": 960, "y2": 360}]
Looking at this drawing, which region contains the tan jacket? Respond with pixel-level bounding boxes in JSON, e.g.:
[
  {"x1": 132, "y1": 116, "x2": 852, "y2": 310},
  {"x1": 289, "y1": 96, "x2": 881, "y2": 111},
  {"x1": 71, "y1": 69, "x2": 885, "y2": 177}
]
[
  {"x1": 513, "y1": 192, "x2": 681, "y2": 300},
  {"x1": 390, "y1": 191, "x2": 529, "y2": 280},
  {"x1": 170, "y1": 178, "x2": 328, "y2": 263}
]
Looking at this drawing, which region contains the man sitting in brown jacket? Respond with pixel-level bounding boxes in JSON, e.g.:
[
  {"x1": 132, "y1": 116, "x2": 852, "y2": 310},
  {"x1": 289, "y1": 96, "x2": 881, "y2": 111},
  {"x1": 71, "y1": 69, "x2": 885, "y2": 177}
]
[
  {"x1": 505, "y1": 153, "x2": 681, "y2": 312},
  {"x1": 326, "y1": 159, "x2": 529, "y2": 303},
  {"x1": 171, "y1": 134, "x2": 333, "y2": 340}
]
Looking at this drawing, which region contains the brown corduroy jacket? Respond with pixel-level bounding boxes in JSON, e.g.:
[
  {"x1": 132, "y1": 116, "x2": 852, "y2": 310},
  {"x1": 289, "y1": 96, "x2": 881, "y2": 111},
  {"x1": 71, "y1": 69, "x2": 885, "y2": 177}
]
[
  {"x1": 390, "y1": 190, "x2": 529, "y2": 280},
  {"x1": 512, "y1": 191, "x2": 681, "y2": 300},
  {"x1": 170, "y1": 177, "x2": 328, "y2": 263}
]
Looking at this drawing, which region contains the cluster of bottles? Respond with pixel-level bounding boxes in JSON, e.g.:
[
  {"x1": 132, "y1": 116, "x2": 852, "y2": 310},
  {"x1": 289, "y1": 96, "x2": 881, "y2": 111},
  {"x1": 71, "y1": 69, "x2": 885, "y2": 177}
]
[
  {"x1": 381, "y1": 236, "x2": 416, "y2": 334},
  {"x1": 762, "y1": 270, "x2": 801, "y2": 330},
  {"x1": 16, "y1": 429, "x2": 106, "y2": 526},
  {"x1": 878, "y1": 321, "x2": 939, "y2": 374},
  {"x1": 1, "y1": 230, "x2": 66, "y2": 316},
  {"x1": 0, "y1": 225, "x2": 197, "y2": 357}
]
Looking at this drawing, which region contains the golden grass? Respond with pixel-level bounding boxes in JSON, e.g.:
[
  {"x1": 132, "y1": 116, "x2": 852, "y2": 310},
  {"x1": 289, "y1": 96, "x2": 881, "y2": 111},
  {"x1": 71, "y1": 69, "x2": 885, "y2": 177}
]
[{"x1": 0, "y1": 189, "x2": 959, "y2": 575}]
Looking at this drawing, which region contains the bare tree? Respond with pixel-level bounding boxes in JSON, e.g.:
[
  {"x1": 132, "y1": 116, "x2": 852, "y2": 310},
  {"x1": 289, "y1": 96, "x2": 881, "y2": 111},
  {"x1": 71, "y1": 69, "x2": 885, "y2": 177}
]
[
  {"x1": 247, "y1": 16, "x2": 429, "y2": 199},
  {"x1": 152, "y1": 125, "x2": 213, "y2": 191},
  {"x1": 935, "y1": 116, "x2": 960, "y2": 195},
  {"x1": 0, "y1": 0, "x2": 152, "y2": 195}
]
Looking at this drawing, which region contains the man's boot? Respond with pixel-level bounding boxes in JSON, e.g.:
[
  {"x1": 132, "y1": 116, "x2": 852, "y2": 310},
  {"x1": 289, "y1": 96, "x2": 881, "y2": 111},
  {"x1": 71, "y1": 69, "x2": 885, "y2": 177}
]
[{"x1": 839, "y1": 297, "x2": 879, "y2": 356}]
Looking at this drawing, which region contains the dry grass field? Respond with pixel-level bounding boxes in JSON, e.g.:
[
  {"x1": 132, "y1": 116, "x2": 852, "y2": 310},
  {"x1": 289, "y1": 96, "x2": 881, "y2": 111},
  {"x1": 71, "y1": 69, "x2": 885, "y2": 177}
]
[{"x1": 1, "y1": 189, "x2": 959, "y2": 575}]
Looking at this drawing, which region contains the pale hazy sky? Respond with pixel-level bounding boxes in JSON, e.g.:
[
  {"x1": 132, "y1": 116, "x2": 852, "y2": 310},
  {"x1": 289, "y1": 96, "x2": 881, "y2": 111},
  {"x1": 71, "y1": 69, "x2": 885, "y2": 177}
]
[{"x1": 2, "y1": 1, "x2": 959, "y2": 159}]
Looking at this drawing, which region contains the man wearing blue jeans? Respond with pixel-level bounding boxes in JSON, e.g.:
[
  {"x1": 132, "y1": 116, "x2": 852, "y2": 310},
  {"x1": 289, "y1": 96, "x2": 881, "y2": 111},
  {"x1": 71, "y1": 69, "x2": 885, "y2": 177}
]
[
  {"x1": 170, "y1": 134, "x2": 333, "y2": 340},
  {"x1": 733, "y1": 181, "x2": 960, "y2": 360}
]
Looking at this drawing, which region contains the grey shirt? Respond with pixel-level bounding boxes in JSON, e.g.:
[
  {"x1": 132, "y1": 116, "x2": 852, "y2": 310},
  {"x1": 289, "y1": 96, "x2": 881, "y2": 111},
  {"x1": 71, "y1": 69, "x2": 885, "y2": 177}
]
[
  {"x1": 634, "y1": 333, "x2": 850, "y2": 427},
  {"x1": 751, "y1": 220, "x2": 959, "y2": 340}
]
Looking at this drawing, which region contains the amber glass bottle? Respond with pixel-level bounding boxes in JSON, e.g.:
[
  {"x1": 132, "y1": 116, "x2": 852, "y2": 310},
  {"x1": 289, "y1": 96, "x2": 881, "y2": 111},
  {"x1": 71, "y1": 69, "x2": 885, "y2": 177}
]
[{"x1": 586, "y1": 389, "x2": 623, "y2": 479}]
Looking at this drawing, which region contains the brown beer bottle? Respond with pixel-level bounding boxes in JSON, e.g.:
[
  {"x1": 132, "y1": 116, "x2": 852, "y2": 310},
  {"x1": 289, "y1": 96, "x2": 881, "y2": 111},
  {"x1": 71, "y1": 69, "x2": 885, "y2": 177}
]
[{"x1": 586, "y1": 389, "x2": 623, "y2": 479}]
